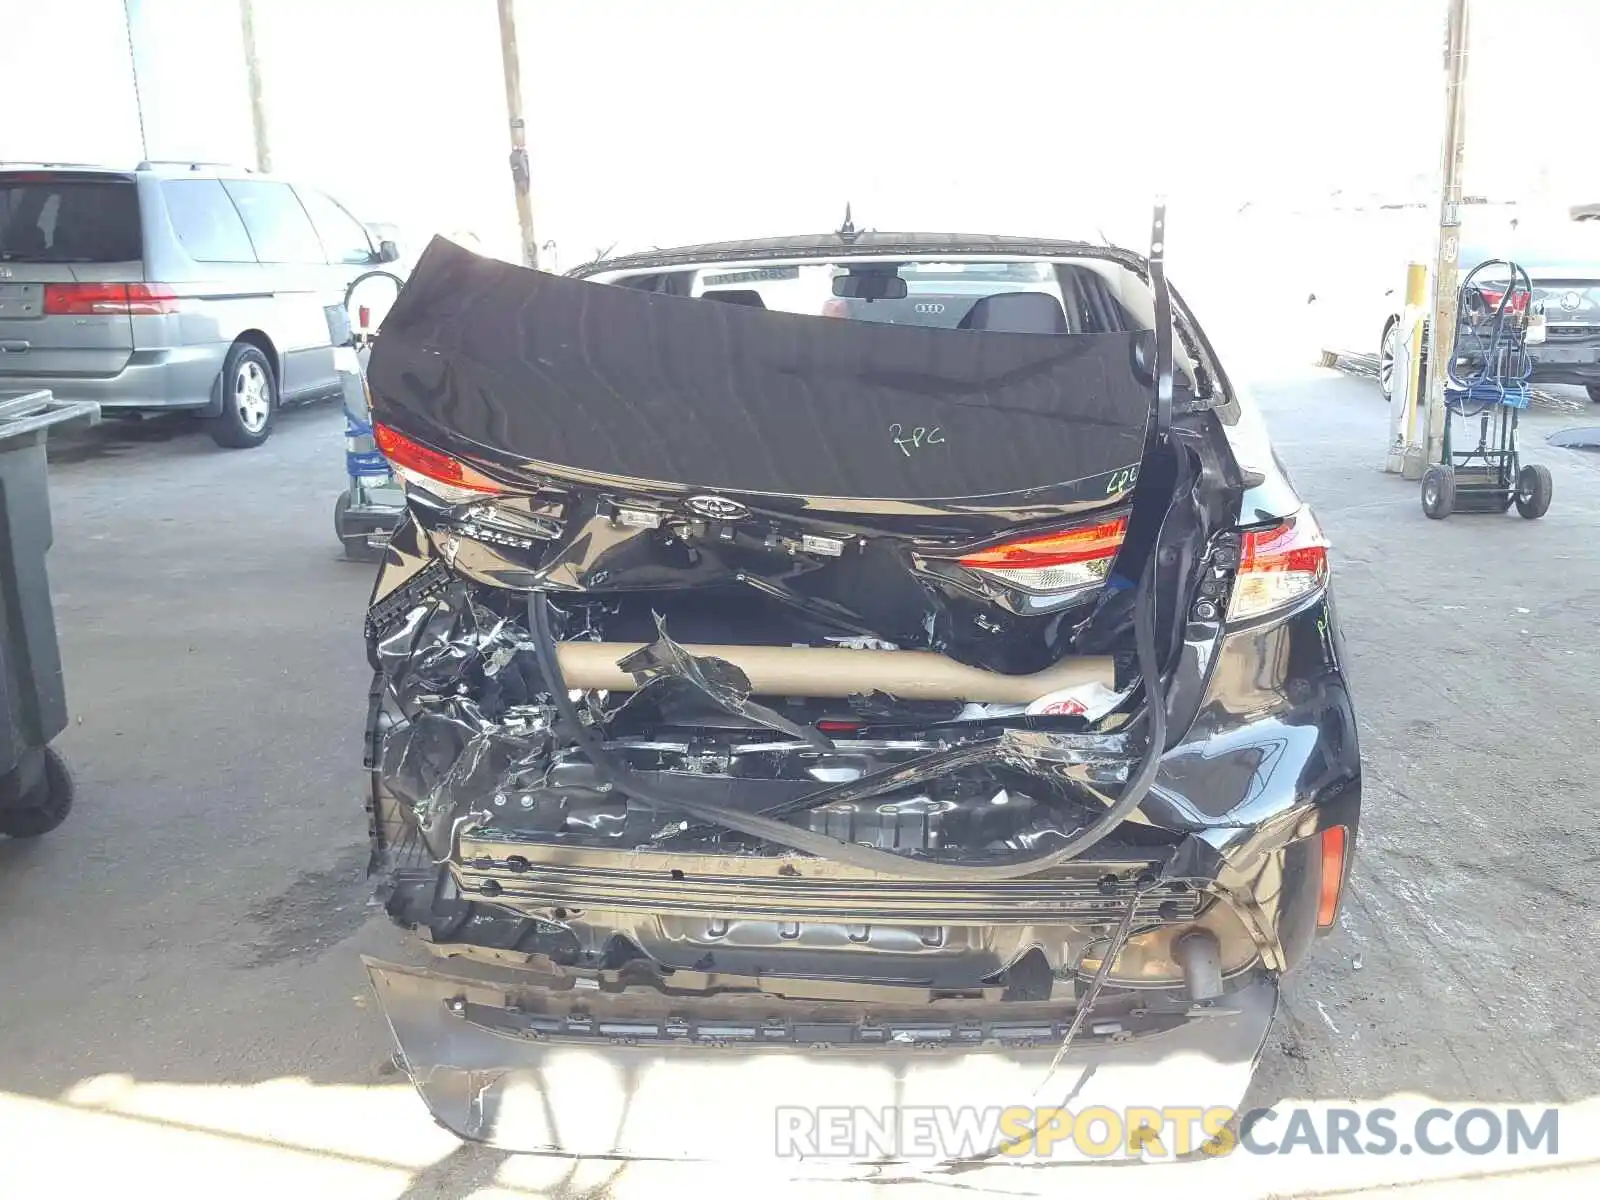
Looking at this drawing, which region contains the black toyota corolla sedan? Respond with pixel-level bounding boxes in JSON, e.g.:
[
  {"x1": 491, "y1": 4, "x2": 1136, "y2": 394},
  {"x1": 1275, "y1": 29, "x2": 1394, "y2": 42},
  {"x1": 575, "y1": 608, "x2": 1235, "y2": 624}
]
[{"x1": 354, "y1": 223, "x2": 1360, "y2": 1165}]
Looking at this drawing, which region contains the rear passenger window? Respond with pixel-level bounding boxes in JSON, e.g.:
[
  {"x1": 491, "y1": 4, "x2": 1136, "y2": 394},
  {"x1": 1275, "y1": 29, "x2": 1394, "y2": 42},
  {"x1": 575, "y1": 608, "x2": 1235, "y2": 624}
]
[
  {"x1": 0, "y1": 178, "x2": 141, "y2": 262},
  {"x1": 221, "y1": 180, "x2": 325, "y2": 263},
  {"x1": 160, "y1": 180, "x2": 255, "y2": 263},
  {"x1": 296, "y1": 188, "x2": 373, "y2": 265}
]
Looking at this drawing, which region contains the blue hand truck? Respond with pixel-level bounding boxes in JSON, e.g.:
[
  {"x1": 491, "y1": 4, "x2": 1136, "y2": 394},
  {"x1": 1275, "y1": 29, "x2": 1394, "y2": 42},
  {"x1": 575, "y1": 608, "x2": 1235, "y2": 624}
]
[
  {"x1": 1421, "y1": 259, "x2": 1553, "y2": 520},
  {"x1": 331, "y1": 270, "x2": 407, "y2": 561}
]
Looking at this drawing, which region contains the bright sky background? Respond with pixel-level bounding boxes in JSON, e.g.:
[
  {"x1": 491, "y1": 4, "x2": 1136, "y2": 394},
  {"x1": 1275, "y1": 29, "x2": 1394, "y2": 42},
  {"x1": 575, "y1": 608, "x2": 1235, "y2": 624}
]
[{"x1": 4, "y1": 0, "x2": 1600, "y2": 266}]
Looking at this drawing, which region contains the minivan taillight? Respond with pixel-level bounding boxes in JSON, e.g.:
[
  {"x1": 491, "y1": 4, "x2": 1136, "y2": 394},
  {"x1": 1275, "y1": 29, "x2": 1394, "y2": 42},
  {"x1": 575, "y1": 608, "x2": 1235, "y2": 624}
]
[
  {"x1": 42, "y1": 282, "x2": 179, "y2": 315},
  {"x1": 1228, "y1": 508, "x2": 1330, "y2": 621},
  {"x1": 373, "y1": 422, "x2": 504, "y2": 501},
  {"x1": 958, "y1": 515, "x2": 1127, "y2": 594}
]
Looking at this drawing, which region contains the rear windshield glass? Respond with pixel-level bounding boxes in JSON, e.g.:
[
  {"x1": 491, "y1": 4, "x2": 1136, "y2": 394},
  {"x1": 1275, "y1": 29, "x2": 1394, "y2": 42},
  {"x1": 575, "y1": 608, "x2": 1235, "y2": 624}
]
[
  {"x1": 608, "y1": 254, "x2": 1199, "y2": 389},
  {"x1": 684, "y1": 260, "x2": 1137, "y2": 333},
  {"x1": 0, "y1": 178, "x2": 142, "y2": 262}
]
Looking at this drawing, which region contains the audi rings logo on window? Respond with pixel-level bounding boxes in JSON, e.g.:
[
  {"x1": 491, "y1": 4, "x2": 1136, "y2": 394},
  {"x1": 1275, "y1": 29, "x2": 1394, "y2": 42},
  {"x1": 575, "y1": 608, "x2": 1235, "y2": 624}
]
[{"x1": 914, "y1": 302, "x2": 946, "y2": 314}]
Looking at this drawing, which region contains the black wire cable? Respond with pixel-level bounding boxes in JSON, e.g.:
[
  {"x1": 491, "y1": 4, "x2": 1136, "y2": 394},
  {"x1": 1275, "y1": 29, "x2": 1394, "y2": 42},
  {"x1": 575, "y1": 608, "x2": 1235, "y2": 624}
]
[{"x1": 1449, "y1": 259, "x2": 1534, "y2": 418}]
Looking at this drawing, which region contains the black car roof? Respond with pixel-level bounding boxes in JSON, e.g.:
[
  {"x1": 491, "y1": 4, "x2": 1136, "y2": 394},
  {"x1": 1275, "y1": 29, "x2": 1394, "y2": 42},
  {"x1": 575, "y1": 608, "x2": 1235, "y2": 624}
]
[{"x1": 571, "y1": 231, "x2": 1148, "y2": 278}]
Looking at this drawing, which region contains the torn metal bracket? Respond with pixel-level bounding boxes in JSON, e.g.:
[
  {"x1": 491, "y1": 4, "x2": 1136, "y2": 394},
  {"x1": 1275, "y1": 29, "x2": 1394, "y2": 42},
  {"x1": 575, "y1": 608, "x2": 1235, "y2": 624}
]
[{"x1": 608, "y1": 612, "x2": 833, "y2": 751}]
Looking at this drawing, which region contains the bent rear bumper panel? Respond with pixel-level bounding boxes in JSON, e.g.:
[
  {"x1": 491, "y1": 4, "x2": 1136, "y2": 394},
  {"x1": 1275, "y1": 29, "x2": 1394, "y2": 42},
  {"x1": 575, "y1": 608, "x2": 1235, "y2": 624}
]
[{"x1": 366, "y1": 956, "x2": 1277, "y2": 1162}]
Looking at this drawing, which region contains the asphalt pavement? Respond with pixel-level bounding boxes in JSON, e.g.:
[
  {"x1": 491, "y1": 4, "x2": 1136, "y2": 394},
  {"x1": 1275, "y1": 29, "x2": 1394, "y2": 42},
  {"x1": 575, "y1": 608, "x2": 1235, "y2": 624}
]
[{"x1": 3, "y1": 376, "x2": 1600, "y2": 1198}]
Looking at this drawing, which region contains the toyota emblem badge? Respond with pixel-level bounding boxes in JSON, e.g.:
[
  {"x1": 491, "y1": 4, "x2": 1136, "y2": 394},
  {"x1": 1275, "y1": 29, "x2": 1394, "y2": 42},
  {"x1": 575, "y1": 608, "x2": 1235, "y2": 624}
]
[{"x1": 685, "y1": 494, "x2": 750, "y2": 521}]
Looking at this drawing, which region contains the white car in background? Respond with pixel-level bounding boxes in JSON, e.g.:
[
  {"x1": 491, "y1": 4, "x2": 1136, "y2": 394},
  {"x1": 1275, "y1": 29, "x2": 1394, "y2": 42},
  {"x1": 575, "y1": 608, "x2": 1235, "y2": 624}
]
[{"x1": 1311, "y1": 204, "x2": 1600, "y2": 402}]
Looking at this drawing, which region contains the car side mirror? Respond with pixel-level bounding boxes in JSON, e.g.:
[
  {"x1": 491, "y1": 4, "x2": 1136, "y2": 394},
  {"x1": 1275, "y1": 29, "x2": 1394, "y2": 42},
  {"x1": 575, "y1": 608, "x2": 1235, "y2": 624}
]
[{"x1": 377, "y1": 239, "x2": 400, "y2": 264}]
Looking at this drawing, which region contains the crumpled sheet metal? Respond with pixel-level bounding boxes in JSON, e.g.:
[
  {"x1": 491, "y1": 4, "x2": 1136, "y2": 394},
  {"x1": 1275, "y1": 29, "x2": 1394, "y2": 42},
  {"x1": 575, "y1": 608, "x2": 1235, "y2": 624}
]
[
  {"x1": 377, "y1": 587, "x2": 555, "y2": 859},
  {"x1": 377, "y1": 591, "x2": 838, "y2": 858},
  {"x1": 375, "y1": 586, "x2": 1155, "y2": 873}
]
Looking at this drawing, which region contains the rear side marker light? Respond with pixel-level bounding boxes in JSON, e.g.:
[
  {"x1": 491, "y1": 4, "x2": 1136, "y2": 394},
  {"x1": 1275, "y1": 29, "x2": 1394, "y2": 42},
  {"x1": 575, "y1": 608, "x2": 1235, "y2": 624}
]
[
  {"x1": 373, "y1": 422, "x2": 504, "y2": 501},
  {"x1": 1317, "y1": 825, "x2": 1348, "y2": 928},
  {"x1": 1227, "y1": 509, "x2": 1329, "y2": 621},
  {"x1": 958, "y1": 516, "x2": 1127, "y2": 595},
  {"x1": 42, "y1": 282, "x2": 179, "y2": 315}
]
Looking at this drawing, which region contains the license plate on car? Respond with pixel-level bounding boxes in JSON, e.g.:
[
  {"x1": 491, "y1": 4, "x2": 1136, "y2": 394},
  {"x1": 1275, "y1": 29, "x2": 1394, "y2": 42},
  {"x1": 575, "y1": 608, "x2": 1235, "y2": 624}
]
[{"x1": 1537, "y1": 345, "x2": 1600, "y2": 364}]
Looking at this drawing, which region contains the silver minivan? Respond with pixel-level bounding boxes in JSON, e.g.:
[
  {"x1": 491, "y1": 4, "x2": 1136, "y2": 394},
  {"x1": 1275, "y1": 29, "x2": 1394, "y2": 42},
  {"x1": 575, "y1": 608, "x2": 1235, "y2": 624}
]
[{"x1": 0, "y1": 161, "x2": 401, "y2": 447}]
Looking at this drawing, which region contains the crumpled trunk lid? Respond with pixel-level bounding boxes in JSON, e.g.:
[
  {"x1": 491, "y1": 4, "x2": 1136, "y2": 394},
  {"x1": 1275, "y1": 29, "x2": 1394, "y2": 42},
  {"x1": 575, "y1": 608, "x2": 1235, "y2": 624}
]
[
  {"x1": 366, "y1": 238, "x2": 1166, "y2": 673},
  {"x1": 367, "y1": 236, "x2": 1153, "y2": 505}
]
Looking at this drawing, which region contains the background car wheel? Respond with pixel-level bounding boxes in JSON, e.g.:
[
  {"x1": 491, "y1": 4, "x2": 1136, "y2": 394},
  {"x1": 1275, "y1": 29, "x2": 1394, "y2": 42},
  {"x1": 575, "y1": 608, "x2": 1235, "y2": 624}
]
[
  {"x1": 1514, "y1": 463, "x2": 1553, "y2": 519},
  {"x1": 1378, "y1": 321, "x2": 1398, "y2": 401},
  {"x1": 207, "y1": 343, "x2": 278, "y2": 449},
  {"x1": 1587, "y1": 385, "x2": 1600, "y2": 404},
  {"x1": 1317, "y1": 350, "x2": 1339, "y2": 368},
  {"x1": 1421, "y1": 464, "x2": 1454, "y2": 519},
  {"x1": 0, "y1": 747, "x2": 74, "y2": 838},
  {"x1": 335, "y1": 492, "x2": 385, "y2": 562}
]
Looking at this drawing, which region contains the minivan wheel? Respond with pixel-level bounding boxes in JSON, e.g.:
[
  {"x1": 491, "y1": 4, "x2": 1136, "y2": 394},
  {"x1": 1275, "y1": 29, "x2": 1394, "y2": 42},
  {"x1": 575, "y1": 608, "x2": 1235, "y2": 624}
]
[
  {"x1": 208, "y1": 343, "x2": 278, "y2": 449},
  {"x1": 1587, "y1": 384, "x2": 1600, "y2": 404}
]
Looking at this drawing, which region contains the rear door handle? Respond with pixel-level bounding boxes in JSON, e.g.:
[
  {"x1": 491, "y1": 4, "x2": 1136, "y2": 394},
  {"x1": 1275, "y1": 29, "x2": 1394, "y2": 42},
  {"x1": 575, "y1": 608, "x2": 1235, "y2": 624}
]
[{"x1": 0, "y1": 340, "x2": 30, "y2": 353}]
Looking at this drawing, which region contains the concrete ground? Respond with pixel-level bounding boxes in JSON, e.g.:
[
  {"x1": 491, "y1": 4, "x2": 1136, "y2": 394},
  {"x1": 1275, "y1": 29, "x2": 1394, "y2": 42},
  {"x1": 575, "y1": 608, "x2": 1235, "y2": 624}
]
[{"x1": 2, "y1": 375, "x2": 1600, "y2": 1198}]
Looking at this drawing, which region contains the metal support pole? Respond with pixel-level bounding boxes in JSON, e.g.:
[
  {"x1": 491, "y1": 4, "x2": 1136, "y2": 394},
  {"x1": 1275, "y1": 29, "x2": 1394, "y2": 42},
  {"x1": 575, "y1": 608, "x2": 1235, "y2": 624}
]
[
  {"x1": 239, "y1": 0, "x2": 271, "y2": 173},
  {"x1": 496, "y1": 0, "x2": 540, "y2": 269},
  {"x1": 1420, "y1": 0, "x2": 1470, "y2": 469}
]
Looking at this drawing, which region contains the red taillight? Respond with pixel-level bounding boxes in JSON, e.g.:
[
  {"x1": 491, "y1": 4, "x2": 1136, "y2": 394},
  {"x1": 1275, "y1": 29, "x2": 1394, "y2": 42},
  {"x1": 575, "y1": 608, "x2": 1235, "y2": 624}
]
[
  {"x1": 373, "y1": 422, "x2": 503, "y2": 497},
  {"x1": 42, "y1": 282, "x2": 179, "y2": 316},
  {"x1": 1228, "y1": 509, "x2": 1329, "y2": 621},
  {"x1": 1474, "y1": 288, "x2": 1529, "y2": 315},
  {"x1": 1317, "y1": 825, "x2": 1348, "y2": 928},
  {"x1": 956, "y1": 516, "x2": 1127, "y2": 595},
  {"x1": 960, "y1": 516, "x2": 1128, "y2": 570}
]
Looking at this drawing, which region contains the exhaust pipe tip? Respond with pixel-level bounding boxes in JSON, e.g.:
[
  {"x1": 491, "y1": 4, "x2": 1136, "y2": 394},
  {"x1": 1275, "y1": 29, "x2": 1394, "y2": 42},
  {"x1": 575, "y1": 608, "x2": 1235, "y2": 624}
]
[{"x1": 1174, "y1": 929, "x2": 1224, "y2": 1002}]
